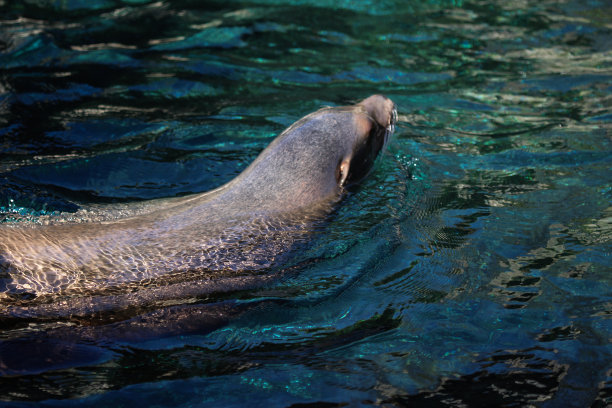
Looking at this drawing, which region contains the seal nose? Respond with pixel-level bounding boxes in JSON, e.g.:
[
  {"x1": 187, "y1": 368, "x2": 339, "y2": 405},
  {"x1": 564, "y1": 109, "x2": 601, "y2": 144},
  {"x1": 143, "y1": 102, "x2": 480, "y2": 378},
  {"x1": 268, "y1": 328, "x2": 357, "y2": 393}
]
[
  {"x1": 388, "y1": 105, "x2": 397, "y2": 135},
  {"x1": 383, "y1": 106, "x2": 397, "y2": 149}
]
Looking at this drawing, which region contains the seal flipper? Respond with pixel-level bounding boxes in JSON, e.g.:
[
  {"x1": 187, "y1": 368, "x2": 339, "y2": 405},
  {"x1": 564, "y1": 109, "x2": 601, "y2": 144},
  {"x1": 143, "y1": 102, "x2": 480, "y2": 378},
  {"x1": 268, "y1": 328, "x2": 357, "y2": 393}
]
[{"x1": 337, "y1": 158, "x2": 351, "y2": 187}]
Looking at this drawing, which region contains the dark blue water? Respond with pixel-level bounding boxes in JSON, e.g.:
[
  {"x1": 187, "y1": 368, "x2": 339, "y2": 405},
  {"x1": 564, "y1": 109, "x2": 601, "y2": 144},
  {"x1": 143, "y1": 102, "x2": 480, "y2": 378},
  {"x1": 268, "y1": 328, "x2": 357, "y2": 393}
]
[{"x1": 1, "y1": 0, "x2": 611, "y2": 406}]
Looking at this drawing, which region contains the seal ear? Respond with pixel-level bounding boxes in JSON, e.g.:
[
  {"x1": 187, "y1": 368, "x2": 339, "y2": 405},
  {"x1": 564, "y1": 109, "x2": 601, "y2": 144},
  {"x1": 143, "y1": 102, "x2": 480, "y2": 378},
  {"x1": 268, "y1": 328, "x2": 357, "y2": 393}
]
[{"x1": 337, "y1": 157, "x2": 351, "y2": 186}]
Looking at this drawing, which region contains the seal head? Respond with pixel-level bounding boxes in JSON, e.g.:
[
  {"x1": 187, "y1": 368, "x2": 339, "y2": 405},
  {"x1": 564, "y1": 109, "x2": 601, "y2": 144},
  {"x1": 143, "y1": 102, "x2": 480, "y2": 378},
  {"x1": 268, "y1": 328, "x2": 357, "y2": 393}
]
[
  {"x1": 341, "y1": 94, "x2": 397, "y2": 187},
  {"x1": 226, "y1": 94, "x2": 397, "y2": 212}
]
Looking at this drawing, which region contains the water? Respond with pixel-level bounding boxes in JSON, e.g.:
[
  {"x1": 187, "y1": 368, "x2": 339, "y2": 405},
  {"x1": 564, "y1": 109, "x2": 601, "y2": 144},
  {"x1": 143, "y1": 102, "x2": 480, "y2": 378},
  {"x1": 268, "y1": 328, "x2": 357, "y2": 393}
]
[{"x1": 0, "y1": 0, "x2": 610, "y2": 406}]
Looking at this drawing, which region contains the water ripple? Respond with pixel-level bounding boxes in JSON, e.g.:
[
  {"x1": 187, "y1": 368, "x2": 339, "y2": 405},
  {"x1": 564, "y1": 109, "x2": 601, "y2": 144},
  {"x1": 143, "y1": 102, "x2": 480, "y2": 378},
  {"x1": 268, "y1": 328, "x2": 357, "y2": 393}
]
[{"x1": 0, "y1": 0, "x2": 611, "y2": 406}]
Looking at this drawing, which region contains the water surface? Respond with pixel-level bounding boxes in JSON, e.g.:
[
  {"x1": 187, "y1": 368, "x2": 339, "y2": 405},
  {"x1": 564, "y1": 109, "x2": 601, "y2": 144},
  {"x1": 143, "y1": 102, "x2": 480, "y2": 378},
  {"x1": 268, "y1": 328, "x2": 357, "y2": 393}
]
[{"x1": 0, "y1": 0, "x2": 611, "y2": 406}]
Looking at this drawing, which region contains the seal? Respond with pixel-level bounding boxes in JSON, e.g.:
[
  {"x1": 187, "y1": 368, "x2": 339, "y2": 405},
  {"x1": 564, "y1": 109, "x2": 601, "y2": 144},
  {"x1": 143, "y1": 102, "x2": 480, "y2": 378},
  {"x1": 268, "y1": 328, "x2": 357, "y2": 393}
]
[{"x1": 0, "y1": 95, "x2": 396, "y2": 320}]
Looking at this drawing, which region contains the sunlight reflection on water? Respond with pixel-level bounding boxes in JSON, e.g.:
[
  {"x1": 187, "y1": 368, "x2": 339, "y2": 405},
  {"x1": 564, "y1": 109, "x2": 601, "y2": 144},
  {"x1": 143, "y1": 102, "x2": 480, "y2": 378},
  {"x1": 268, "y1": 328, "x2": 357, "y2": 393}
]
[{"x1": 0, "y1": 0, "x2": 611, "y2": 406}]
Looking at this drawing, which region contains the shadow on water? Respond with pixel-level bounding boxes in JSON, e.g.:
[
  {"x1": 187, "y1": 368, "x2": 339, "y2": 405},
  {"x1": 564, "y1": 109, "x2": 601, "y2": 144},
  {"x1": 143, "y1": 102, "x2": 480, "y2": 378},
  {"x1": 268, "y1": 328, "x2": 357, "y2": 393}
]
[
  {"x1": 386, "y1": 346, "x2": 569, "y2": 407},
  {"x1": 1, "y1": 0, "x2": 611, "y2": 406},
  {"x1": 1, "y1": 305, "x2": 401, "y2": 400}
]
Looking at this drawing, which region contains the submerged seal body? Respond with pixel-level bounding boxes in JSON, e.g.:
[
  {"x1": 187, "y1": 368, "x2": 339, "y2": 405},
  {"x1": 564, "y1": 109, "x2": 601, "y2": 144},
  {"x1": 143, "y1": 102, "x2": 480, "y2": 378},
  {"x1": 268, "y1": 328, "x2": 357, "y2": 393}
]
[{"x1": 0, "y1": 95, "x2": 396, "y2": 317}]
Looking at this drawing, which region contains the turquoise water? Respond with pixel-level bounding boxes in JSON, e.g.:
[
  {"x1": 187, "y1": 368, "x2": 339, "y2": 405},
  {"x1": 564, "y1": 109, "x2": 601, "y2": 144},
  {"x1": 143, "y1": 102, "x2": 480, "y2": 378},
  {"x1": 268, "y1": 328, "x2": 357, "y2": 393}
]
[{"x1": 0, "y1": 0, "x2": 611, "y2": 406}]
